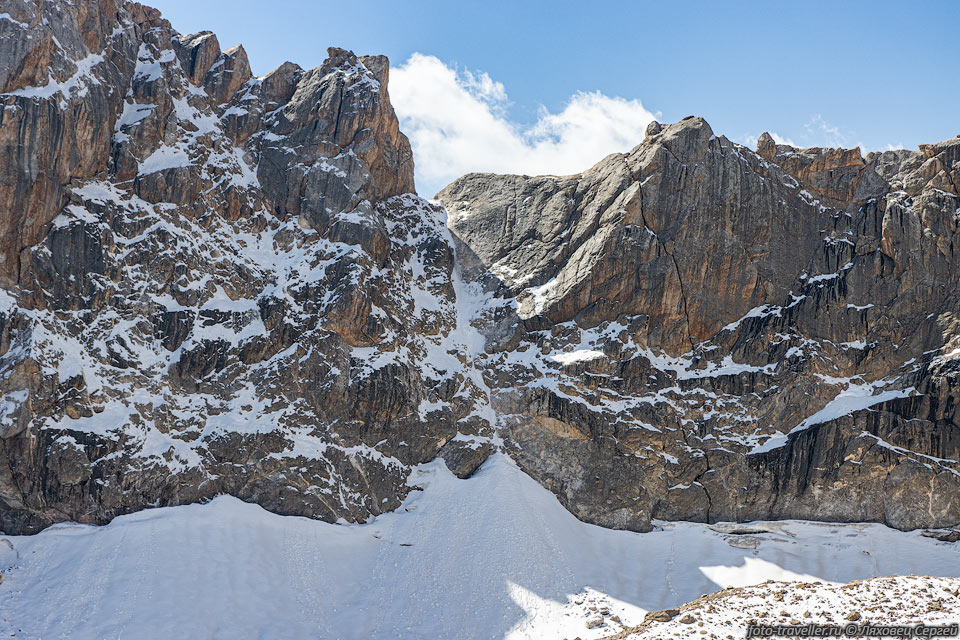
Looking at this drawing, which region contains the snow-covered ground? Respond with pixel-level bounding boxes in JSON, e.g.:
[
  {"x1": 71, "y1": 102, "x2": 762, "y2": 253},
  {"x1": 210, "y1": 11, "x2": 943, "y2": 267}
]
[
  {"x1": 619, "y1": 575, "x2": 960, "y2": 639},
  {"x1": 1, "y1": 454, "x2": 957, "y2": 639}
]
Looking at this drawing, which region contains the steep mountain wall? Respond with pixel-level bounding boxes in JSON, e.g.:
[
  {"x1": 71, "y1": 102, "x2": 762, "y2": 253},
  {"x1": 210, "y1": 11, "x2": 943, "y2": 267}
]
[
  {"x1": 0, "y1": 0, "x2": 492, "y2": 534},
  {"x1": 0, "y1": 1, "x2": 957, "y2": 535},
  {"x1": 439, "y1": 118, "x2": 960, "y2": 532}
]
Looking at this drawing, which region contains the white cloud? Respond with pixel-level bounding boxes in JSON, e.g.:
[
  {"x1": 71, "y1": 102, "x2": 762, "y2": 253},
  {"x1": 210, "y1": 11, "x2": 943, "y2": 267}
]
[
  {"x1": 390, "y1": 53, "x2": 658, "y2": 197},
  {"x1": 804, "y1": 114, "x2": 853, "y2": 148},
  {"x1": 740, "y1": 131, "x2": 797, "y2": 149},
  {"x1": 768, "y1": 132, "x2": 796, "y2": 146},
  {"x1": 739, "y1": 116, "x2": 876, "y2": 153}
]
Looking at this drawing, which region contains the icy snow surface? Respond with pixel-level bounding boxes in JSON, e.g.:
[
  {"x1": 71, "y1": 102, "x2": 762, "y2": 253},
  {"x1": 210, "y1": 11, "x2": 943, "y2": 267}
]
[{"x1": 1, "y1": 454, "x2": 957, "y2": 639}]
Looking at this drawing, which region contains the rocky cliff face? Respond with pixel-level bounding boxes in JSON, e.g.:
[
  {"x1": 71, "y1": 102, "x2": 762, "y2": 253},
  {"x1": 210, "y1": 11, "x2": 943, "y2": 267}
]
[
  {"x1": 0, "y1": 0, "x2": 492, "y2": 534},
  {"x1": 439, "y1": 118, "x2": 960, "y2": 533},
  {"x1": 0, "y1": 1, "x2": 958, "y2": 536}
]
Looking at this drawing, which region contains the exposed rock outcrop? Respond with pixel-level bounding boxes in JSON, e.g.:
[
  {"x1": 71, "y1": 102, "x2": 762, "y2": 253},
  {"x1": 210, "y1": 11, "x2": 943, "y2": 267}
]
[
  {"x1": 0, "y1": 0, "x2": 490, "y2": 534},
  {"x1": 0, "y1": 0, "x2": 958, "y2": 536},
  {"x1": 611, "y1": 576, "x2": 960, "y2": 640},
  {"x1": 439, "y1": 117, "x2": 960, "y2": 532}
]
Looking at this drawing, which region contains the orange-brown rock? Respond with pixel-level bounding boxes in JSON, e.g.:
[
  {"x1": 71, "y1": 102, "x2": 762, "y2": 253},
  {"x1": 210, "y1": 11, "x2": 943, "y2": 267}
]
[
  {"x1": 1, "y1": 0, "x2": 958, "y2": 539},
  {"x1": 0, "y1": 0, "x2": 483, "y2": 535},
  {"x1": 439, "y1": 117, "x2": 960, "y2": 533}
]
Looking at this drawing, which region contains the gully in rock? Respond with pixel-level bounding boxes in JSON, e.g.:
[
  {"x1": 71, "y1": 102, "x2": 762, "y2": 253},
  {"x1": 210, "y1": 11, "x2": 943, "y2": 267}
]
[{"x1": 0, "y1": 1, "x2": 958, "y2": 638}]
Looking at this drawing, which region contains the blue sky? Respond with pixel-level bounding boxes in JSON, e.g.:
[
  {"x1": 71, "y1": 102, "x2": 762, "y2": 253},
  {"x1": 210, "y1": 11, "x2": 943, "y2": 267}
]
[{"x1": 148, "y1": 0, "x2": 959, "y2": 195}]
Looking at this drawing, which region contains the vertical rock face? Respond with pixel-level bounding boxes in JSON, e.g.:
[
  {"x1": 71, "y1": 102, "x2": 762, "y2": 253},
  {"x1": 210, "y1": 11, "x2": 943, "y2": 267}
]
[
  {"x1": 0, "y1": 0, "x2": 491, "y2": 534},
  {"x1": 0, "y1": 0, "x2": 130, "y2": 286},
  {"x1": 439, "y1": 118, "x2": 960, "y2": 533},
  {"x1": 1, "y1": 0, "x2": 958, "y2": 536}
]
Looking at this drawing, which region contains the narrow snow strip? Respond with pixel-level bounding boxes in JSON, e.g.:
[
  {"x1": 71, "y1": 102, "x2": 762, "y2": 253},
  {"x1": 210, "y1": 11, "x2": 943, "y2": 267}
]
[
  {"x1": 5, "y1": 53, "x2": 104, "y2": 99},
  {"x1": 550, "y1": 349, "x2": 605, "y2": 365},
  {"x1": 138, "y1": 144, "x2": 191, "y2": 175},
  {"x1": 751, "y1": 383, "x2": 914, "y2": 454}
]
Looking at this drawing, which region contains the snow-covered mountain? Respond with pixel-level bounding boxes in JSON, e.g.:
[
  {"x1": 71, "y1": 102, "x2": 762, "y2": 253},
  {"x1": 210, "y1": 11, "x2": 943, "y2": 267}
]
[
  {"x1": 438, "y1": 119, "x2": 960, "y2": 533},
  {"x1": 1, "y1": 0, "x2": 958, "y2": 540},
  {"x1": 0, "y1": 0, "x2": 494, "y2": 534},
  {"x1": 0, "y1": 1, "x2": 958, "y2": 636}
]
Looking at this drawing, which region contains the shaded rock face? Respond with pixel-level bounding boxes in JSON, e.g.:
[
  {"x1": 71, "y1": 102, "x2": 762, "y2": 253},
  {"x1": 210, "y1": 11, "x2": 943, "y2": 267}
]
[
  {"x1": 0, "y1": 1, "x2": 958, "y2": 537},
  {"x1": 0, "y1": 0, "x2": 491, "y2": 534},
  {"x1": 439, "y1": 117, "x2": 960, "y2": 532}
]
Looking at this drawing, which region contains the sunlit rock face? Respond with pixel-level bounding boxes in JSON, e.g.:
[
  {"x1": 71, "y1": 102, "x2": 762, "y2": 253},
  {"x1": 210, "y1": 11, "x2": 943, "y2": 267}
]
[
  {"x1": 0, "y1": 0, "x2": 492, "y2": 534},
  {"x1": 439, "y1": 117, "x2": 960, "y2": 533},
  {"x1": 0, "y1": 1, "x2": 958, "y2": 536}
]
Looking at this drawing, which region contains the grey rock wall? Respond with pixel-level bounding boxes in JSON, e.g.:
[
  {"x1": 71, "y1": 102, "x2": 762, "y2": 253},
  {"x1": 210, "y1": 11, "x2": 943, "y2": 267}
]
[
  {"x1": 0, "y1": 1, "x2": 957, "y2": 536},
  {"x1": 439, "y1": 117, "x2": 960, "y2": 532}
]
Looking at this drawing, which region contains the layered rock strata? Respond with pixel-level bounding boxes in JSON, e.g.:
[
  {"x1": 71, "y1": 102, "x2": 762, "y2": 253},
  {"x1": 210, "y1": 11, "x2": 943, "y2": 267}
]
[
  {"x1": 439, "y1": 118, "x2": 960, "y2": 532},
  {"x1": 0, "y1": 0, "x2": 492, "y2": 534},
  {"x1": 1, "y1": 1, "x2": 958, "y2": 536}
]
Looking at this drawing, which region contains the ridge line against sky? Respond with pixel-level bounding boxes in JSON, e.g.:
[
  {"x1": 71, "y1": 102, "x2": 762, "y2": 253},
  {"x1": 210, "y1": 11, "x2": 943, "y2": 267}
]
[{"x1": 146, "y1": 0, "x2": 960, "y2": 197}]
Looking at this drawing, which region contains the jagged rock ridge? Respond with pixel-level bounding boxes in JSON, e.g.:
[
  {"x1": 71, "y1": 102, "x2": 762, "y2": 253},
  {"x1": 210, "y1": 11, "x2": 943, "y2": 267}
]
[
  {"x1": 439, "y1": 116, "x2": 960, "y2": 532},
  {"x1": 0, "y1": 1, "x2": 958, "y2": 536},
  {"x1": 0, "y1": 0, "x2": 493, "y2": 534}
]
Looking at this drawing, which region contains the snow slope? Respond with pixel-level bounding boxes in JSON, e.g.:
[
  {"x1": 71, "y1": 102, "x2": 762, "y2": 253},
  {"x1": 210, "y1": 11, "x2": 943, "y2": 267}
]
[{"x1": 1, "y1": 454, "x2": 958, "y2": 639}]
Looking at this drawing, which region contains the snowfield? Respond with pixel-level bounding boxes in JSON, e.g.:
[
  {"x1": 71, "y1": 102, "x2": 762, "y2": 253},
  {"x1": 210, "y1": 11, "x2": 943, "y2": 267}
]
[{"x1": 0, "y1": 454, "x2": 957, "y2": 639}]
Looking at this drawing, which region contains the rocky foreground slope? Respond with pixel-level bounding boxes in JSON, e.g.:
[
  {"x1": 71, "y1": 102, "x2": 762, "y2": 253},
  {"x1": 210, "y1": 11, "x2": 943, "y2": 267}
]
[
  {"x1": 606, "y1": 576, "x2": 960, "y2": 640},
  {"x1": 0, "y1": 0, "x2": 958, "y2": 535}
]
